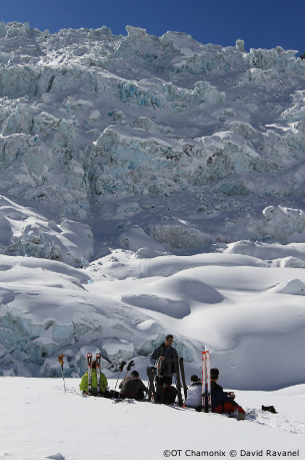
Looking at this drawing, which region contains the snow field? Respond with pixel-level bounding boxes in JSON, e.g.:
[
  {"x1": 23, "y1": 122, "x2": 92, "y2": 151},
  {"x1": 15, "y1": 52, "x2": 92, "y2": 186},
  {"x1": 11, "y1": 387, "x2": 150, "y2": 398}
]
[{"x1": 0, "y1": 378, "x2": 305, "y2": 460}]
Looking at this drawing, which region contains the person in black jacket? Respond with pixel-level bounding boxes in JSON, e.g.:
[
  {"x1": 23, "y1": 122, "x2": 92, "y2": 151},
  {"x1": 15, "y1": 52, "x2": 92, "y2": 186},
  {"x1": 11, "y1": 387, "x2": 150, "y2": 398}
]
[
  {"x1": 150, "y1": 334, "x2": 178, "y2": 403},
  {"x1": 119, "y1": 370, "x2": 148, "y2": 400},
  {"x1": 210, "y1": 368, "x2": 245, "y2": 420}
]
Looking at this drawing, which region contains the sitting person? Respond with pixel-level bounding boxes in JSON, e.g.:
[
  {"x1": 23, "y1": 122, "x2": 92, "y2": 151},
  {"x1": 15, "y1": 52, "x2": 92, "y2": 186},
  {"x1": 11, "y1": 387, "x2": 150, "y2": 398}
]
[
  {"x1": 210, "y1": 368, "x2": 245, "y2": 420},
  {"x1": 160, "y1": 376, "x2": 178, "y2": 405},
  {"x1": 185, "y1": 374, "x2": 202, "y2": 412},
  {"x1": 79, "y1": 360, "x2": 108, "y2": 396},
  {"x1": 119, "y1": 370, "x2": 148, "y2": 400}
]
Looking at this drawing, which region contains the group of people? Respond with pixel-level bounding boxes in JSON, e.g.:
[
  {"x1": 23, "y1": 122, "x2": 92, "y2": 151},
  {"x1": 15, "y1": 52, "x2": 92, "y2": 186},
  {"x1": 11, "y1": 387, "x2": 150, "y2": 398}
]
[
  {"x1": 79, "y1": 361, "x2": 147, "y2": 400},
  {"x1": 185, "y1": 369, "x2": 245, "y2": 420},
  {"x1": 79, "y1": 334, "x2": 245, "y2": 419}
]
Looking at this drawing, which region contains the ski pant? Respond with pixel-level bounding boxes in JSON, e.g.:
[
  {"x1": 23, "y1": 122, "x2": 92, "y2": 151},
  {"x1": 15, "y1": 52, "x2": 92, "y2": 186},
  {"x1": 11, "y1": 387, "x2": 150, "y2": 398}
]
[
  {"x1": 81, "y1": 389, "x2": 120, "y2": 398},
  {"x1": 214, "y1": 401, "x2": 245, "y2": 415},
  {"x1": 155, "y1": 376, "x2": 173, "y2": 403},
  {"x1": 103, "y1": 389, "x2": 120, "y2": 399},
  {"x1": 120, "y1": 389, "x2": 145, "y2": 400}
]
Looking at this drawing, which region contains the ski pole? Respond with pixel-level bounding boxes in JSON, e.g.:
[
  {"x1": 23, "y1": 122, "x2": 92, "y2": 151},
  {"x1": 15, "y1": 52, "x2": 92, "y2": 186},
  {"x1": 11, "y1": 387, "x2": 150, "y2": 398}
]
[
  {"x1": 117, "y1": 360, "x2": 135, "y2": 401},
  {"x1": 113, "y1": 360, "x2": 127, "y2": 398},
  {"x1": 124, "y1": 360, "x2": 135, "y2": 379},
  {"x1": 156, "y1": 356, "x2": 162, "y2": 377},
  {"x1": 58, "y1": 354, "x2": 66, "y2": 392}
]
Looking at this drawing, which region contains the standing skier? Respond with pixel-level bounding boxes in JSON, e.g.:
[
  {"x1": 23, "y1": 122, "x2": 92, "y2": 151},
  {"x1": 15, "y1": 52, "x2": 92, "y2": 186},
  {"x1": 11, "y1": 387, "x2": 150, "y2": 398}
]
[
  {"x1": 210, "y1": 368, "x2": 245, "y2": 420},
  {"x1": 150, "y1": 334, "x2": 178, "y2": 403}
]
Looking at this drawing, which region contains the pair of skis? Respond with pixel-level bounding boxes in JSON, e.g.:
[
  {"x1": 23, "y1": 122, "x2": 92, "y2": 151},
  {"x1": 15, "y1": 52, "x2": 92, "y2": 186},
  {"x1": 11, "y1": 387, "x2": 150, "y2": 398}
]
[
  {"x1": 202, "y1": 350, "x2": 211, "y2": 412},
  {"x1": 175, "y1": 356, "x2": 188, "y2": 406},
  {"x1": 146, "y1": 356, "x2": 187, "y2": 405},
  {"x1": 147, "y1": 366, "x2": 157, "y2": 402},
  {"x1": 87, "y1": 353, "x2": 135, "y2": 398},
  {"x1": 87, "y1": 352, "x2": 102, "y2": 396}
]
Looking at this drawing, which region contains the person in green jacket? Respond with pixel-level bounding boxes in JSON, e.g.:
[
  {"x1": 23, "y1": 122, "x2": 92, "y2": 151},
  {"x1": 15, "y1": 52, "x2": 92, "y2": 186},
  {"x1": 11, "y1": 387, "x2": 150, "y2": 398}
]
[{"x1": 79, "y1": 360, "x2": 108, "y2": 396}]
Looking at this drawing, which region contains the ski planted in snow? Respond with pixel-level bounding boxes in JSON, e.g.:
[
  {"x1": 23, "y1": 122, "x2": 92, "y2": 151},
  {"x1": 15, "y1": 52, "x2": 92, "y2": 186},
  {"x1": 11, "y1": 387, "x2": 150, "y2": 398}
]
[
  {"x1": 113, "y1": 360, "x2": 126, "y2": 397},
  {"x1": 96, "y1": 352, "x2": 101, "y2": 396},
  {"x1": 202, "y1": 350, "x2": 211, "y2": 412},
  {"x1": 174, "y1": 355, "x2": 183, "y2": 406},
  {"x1": 179, "y1": 357, "x2": 188, "y2": 401},
  {"x1": 206, "y1": 351, "x2": 211, "y2": 412},
  {"x1": 87, "y1": 353, "x2": 93, "y2": 396},
  {"x1": 147, "y1": 366, "x2": 157, "y2": 402}
]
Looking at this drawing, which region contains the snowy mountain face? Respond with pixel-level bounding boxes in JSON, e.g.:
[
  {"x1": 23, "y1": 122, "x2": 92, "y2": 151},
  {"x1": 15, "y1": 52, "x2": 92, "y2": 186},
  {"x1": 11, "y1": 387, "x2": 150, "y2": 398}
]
[
  {"x1": 0, "y1": 21, "x2": 305, "y2": 388},
  {"x1": 1, "y1": 22, "x2": 305, "y2": 254}
]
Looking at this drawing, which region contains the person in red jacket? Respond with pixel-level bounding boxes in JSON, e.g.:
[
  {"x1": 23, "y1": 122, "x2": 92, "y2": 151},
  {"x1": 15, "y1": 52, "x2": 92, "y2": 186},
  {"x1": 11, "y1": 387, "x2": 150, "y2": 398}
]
[{"x1": 210, "y1": 368, "x2": 245, "y2": 420}]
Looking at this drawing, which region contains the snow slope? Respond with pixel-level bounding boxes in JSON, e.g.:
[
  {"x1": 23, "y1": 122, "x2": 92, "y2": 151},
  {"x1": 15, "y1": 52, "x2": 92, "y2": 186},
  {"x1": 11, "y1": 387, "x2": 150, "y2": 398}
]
[{"x1": 0, "y1": 378, "x2": 305, "y2": 460}]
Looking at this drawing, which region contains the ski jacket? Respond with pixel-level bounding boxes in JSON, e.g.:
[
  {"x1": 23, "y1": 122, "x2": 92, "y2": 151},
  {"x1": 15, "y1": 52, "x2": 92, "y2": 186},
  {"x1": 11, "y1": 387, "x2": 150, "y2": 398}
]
[
  {"x1": 150, "y1": 343, "x2": 178, "y2": 377},
  {"x1": 79, "y1": 369, "x2": 108, "y2": 395},
  {"x1": 119, "y1": 376, "x2": 148, "y2": 396},
  {"x1": 211, "y1": 381, "x2": 234, "y2": 411},
  {"x1": 185, "y1": 381, "x2": 202, "y2": 408}
]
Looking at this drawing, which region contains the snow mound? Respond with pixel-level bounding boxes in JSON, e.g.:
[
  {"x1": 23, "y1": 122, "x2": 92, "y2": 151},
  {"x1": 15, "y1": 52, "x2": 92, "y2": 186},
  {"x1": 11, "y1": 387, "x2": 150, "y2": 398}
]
[
  {"x1": 121, "y1": 272, "x2": 225, "y2": 317},
  {"x1": 101, "y1": 338, "x2": 134, "y2": 362},
  {"x1": 122, "y1": 294, "x2": 191, "y2": 319},
  {"x1": 262, "y1": 206, "x2": 305, "y2": 241},
  {"x1": 149, "y1": 221, "x2": 212, "y2": 249},
  {"x1": 134, "y1": 247, "x2": 170, "y2": 259},
  {"x1": 272, "y1": 279, "x2": 305, "y2": 295},
  {"x1": 224, "y1": 240, "x2": 305, "y2": 265},
  {"x1": 0, "y1": 196, "x2": 93, "y2": 267},
  {"x1": 118, "y1": 226, "x2": 166, "y2": 252},
  {"x1": 279, "y1": 257, "x2": 305, "y2": 268},
  {"x1": 152, "y1": 274, "x2": 225, "y2": 304}
]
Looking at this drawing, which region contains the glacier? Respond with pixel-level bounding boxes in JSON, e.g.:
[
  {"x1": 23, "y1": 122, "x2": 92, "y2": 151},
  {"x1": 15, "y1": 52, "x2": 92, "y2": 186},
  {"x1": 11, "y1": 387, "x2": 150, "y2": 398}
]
[{"x1": 0, "y1": 21, "x2": 305, "y2": 388}]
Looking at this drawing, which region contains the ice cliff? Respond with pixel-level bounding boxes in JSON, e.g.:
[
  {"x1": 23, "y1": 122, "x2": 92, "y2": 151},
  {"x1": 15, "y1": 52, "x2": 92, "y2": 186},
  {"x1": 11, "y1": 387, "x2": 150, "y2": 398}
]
[{"x1": 0, "y1": 22, "x2": 305, "y2": 254}]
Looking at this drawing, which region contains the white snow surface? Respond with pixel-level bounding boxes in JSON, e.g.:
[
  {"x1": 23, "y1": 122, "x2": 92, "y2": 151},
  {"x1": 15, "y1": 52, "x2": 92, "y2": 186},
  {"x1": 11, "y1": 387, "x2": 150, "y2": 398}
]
[{"x1": 1, "y1": 377, "x2": 305, "y2": 460}]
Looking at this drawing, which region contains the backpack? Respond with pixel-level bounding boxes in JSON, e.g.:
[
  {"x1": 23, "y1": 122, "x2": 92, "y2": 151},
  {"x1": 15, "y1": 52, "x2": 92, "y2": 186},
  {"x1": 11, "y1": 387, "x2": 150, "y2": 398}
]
[{"x1": 161, "y1": 385, "x2": 178, "y2": 405}]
